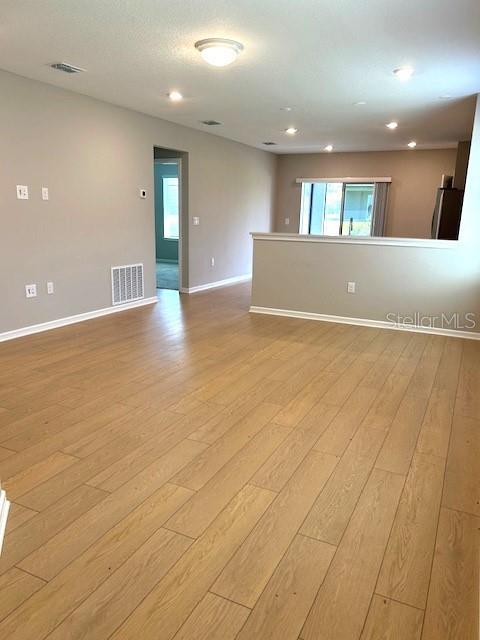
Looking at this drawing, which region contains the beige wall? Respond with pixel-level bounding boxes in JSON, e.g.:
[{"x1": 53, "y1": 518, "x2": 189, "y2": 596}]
[
  {"x1": 0, "y1": 70, "x2": 276, "y2": 334},
  {"x1": 274, "y1": 148, "x2": 457, "y2": 238},
  {"x1": 252, "y1": 96, "x2": 480, "y2": 334}
]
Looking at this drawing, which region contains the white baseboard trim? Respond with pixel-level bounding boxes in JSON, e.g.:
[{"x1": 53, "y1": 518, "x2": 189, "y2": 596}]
[
  {"x1": 249, "y1": 305, "x2": 480, "y2": 340},
  {"x1": 0, "y1": 490, "x2": 11, "y2": 555},
  {"x1": 0, "y1": 297, "x2": 158, "y2": 343},
  {"x1": 181, "y1": 274, "x2": 251, "y2": 294}
]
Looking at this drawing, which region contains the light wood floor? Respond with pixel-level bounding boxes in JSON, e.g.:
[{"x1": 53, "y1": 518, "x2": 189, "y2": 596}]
[{"x1": 0, "y1": 283, "x2": 478, "y2": 640}]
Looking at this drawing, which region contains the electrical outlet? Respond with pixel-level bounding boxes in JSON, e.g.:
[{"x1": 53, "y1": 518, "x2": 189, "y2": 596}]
[
  {"x1": 25, "y1": 284, "x2": 37, "y2": 298},
  {"x1": 16, "y1": 185, "x2": 29, "y2": 200},
  {"x1": 347, "y1": 281, "x2": 356, "y2": 294},
  {"x1": 210, "y1": 257, "x2": 215, "y2": 267},
  {"x1": 42, "y1": 187, "x2": 49, "y2": 201},
  {"x1": 192, "y1": 217, "x2": 200, "y2": 226},
  {"x1": 47, "y1": 281, "x2": 54, "y2": 295},
  {"x1": 285, "y1": 217, "x2": 290, "y2": 226}
]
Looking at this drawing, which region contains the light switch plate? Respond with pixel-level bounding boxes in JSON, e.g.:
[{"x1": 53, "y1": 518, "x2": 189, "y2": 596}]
[
  {"x1": 25, "y1": 284, "x2": 37, "y2": 298},
  {"x1": 347, "y1": 281, "x2": 356, "y2": 294},
  {"x1": 139, "y1": 188, "x2": 147, "y2": 199},
  {"x1": 47, "y1": 281, "x2": 54, "y2": 294},
  {"x1": 193, "y1": 217, "x2": 200, "y2": 226},
  {"x1": 16, "y1": 185, "x2": 29, "y2": 200}
]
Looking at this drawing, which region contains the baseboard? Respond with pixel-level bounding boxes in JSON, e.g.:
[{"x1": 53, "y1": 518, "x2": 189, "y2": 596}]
[
  {"x1": 0, "y1": 297, "x2": 158, "y2": 343},
  {"x1": 249, "y1": 305, "x2": 480, "y2": 340},
  {"x1": 181, "y1": 274, "x2": 251, "y2": 294},
  {"x1": 0, "y1": 490, "x2": 10, "y2": 555}
]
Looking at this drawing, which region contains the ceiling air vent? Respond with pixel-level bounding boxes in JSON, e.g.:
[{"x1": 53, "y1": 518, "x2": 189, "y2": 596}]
[
  {"x1": 111, "y1": 264, "x2": 144, "y2": 306},
  {"x1": 50, "y1": 62, "x2": 86, "y2": 74},
  {"x1": 263, "y1": 142, "x2": 277, "y2": 146},
  {"x1": 201, "y1": 120, "x2": 222, "y2": 126}
]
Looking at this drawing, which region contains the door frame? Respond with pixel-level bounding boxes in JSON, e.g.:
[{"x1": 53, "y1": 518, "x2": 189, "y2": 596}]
[{"x1": 153, "y1": 157, "x2": 183, "y2": 291}]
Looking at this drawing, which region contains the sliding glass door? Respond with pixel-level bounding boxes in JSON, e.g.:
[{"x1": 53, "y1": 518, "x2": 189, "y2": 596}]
[
  {"x1": 303, "y1": 181, "x2": 376, "y2": 236},
  {"x1": 341, "y1": 183, "x2": 375, "y2": 235}
]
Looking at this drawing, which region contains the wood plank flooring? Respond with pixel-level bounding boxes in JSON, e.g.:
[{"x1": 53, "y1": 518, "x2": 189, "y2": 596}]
[{"x1": 0, "y1": 283, "x2": 478, "y2": 640}]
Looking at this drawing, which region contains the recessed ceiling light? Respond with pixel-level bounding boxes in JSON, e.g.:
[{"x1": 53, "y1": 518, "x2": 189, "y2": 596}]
[
  {"x1": 324, "y1": 144, "x2": 333, "y2": 152},
  {"x1": 386, "y1": 121, "x2": 398, "y2": 130},
  {"x1": 280, "y1": 106, "x2": 292, "y2": 111},
  {"x1": 407, "y1": 141, "x2": 417, "y2": 148},
  {"x1": 393, "y1": 67, "x2": 414, "y2": 81},
  {"x1": 194, "y1": 38, "x2": 244, "y2": 67},
  {"x1": 168, "y1": 91, "x2": 183, "y2": 102},
  {"x1": 439, "y1": 94, "x2": 452, "y2": 100},
  {"x1": 285, "y1": 127, "x2": 298, "y2": 135},
  {"x1": 354, "y1": 101, "x2": 367, "y2": 106}
]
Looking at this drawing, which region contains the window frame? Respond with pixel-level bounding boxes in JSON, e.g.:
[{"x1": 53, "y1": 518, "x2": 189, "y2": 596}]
[{"x1": 299, "y1": 177, "x2": 391, "y2": 238}]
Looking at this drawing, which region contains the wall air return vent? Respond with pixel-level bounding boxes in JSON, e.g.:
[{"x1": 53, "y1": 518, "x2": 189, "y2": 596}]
[
  {"x1": 111, "y1": 264, "x2": 144, "y2": 306},
  {"x1": 50, "y1": 62, "x2": 86, "y2": 74},
  {"x1": 201, "y1": 120, "x2": 222, "y2": 126}
]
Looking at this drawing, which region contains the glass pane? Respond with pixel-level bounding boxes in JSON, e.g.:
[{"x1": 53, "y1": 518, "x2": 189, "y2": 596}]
[
  {"x1": 341, "y1": 183, "x2": 374, "y2": 236},
  {"x1": 163, "y1": 177, "x2": 179, "y2": 239},
  {"x1": 309, "y1": 183, "x2": 326, "y2": 234},
  {"x1": 323, "y1": 183, "x2": 343, "y2": 235}
]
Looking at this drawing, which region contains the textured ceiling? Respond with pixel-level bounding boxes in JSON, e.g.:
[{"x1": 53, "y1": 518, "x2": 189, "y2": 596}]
[{"x1": 0, "y1": 0, "x2": 479, "y2": 152}]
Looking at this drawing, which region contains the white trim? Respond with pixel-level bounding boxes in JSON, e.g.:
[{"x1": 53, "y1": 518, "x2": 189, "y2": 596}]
[
  {"x1": 0, "y1": 297, "x2": 157, "y2": 343},
  {"x1": 181, "y1": 274, "x2": 251, "y2": 294},
  {"x1": 296, "y1": 176, "x2": 392, "y2": 183},
  {"x1": 249, "y1": 306, "x2": 480, "y2": 341},
  {"x1": 0, "y1": 491, "x2": 11, "y2": 555},
  {"x1": 251, "y1": 232, "x2": 458, "y2": 249}
]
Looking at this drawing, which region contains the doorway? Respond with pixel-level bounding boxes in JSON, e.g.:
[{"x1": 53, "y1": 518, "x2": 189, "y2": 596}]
[
  {"x1": 154, "y1": 158, "x2": 180, "y2": 290},
  {"x1": 153, "y1": 146, "x2": 188, "y2": 294}
]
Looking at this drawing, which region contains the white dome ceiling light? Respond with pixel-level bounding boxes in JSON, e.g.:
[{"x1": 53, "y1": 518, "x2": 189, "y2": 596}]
[{"x1": 195, "y1": 38, "x2": 244, "y2": 67}]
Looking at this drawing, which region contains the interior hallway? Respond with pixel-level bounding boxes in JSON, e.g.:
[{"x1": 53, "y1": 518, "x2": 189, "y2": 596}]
[
  {"x1": 156, "y1": 261, "x2": 179, "y2": 290},
  {"x1": 0, "y1": 283, "x2": 478, "y2": 640}
]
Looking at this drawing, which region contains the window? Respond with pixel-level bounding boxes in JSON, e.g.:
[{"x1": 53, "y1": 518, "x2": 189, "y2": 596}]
[
  {"x1": 300, "y1": 179, "x2": 389, "y2": 237},
  {"x1": 163, "y1": 177, "x2": 179, "y2": 240}
]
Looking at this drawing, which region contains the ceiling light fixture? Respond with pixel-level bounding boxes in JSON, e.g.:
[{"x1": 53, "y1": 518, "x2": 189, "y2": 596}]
[
  {"x1": 285, "y1": 127, "x2": 298, "y2": 135},
  {"x1": 324, "y1": 144, "x2": 333, "y2": 152},
  {"x1": 168, "y1": 91, "x2": 183, "y2": 102},
  {"x1": 393, "y1": 66, "x2": 414, "y2": 81},
  {"x1": 280, "y1": 106, "x2": 292, "y2": 111},
  {"x1": 354, "y1": 101, "x2": 367, "y2": 106},
  {"x1": 194, "y1": 38, "x2": 244, "y2": 67},
  {"x1": 407, "y1": 141, "x2": 417, "y2": 148},
  {"x1": 386, "y1": 121, "x2": 398, "y2": 130}
]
